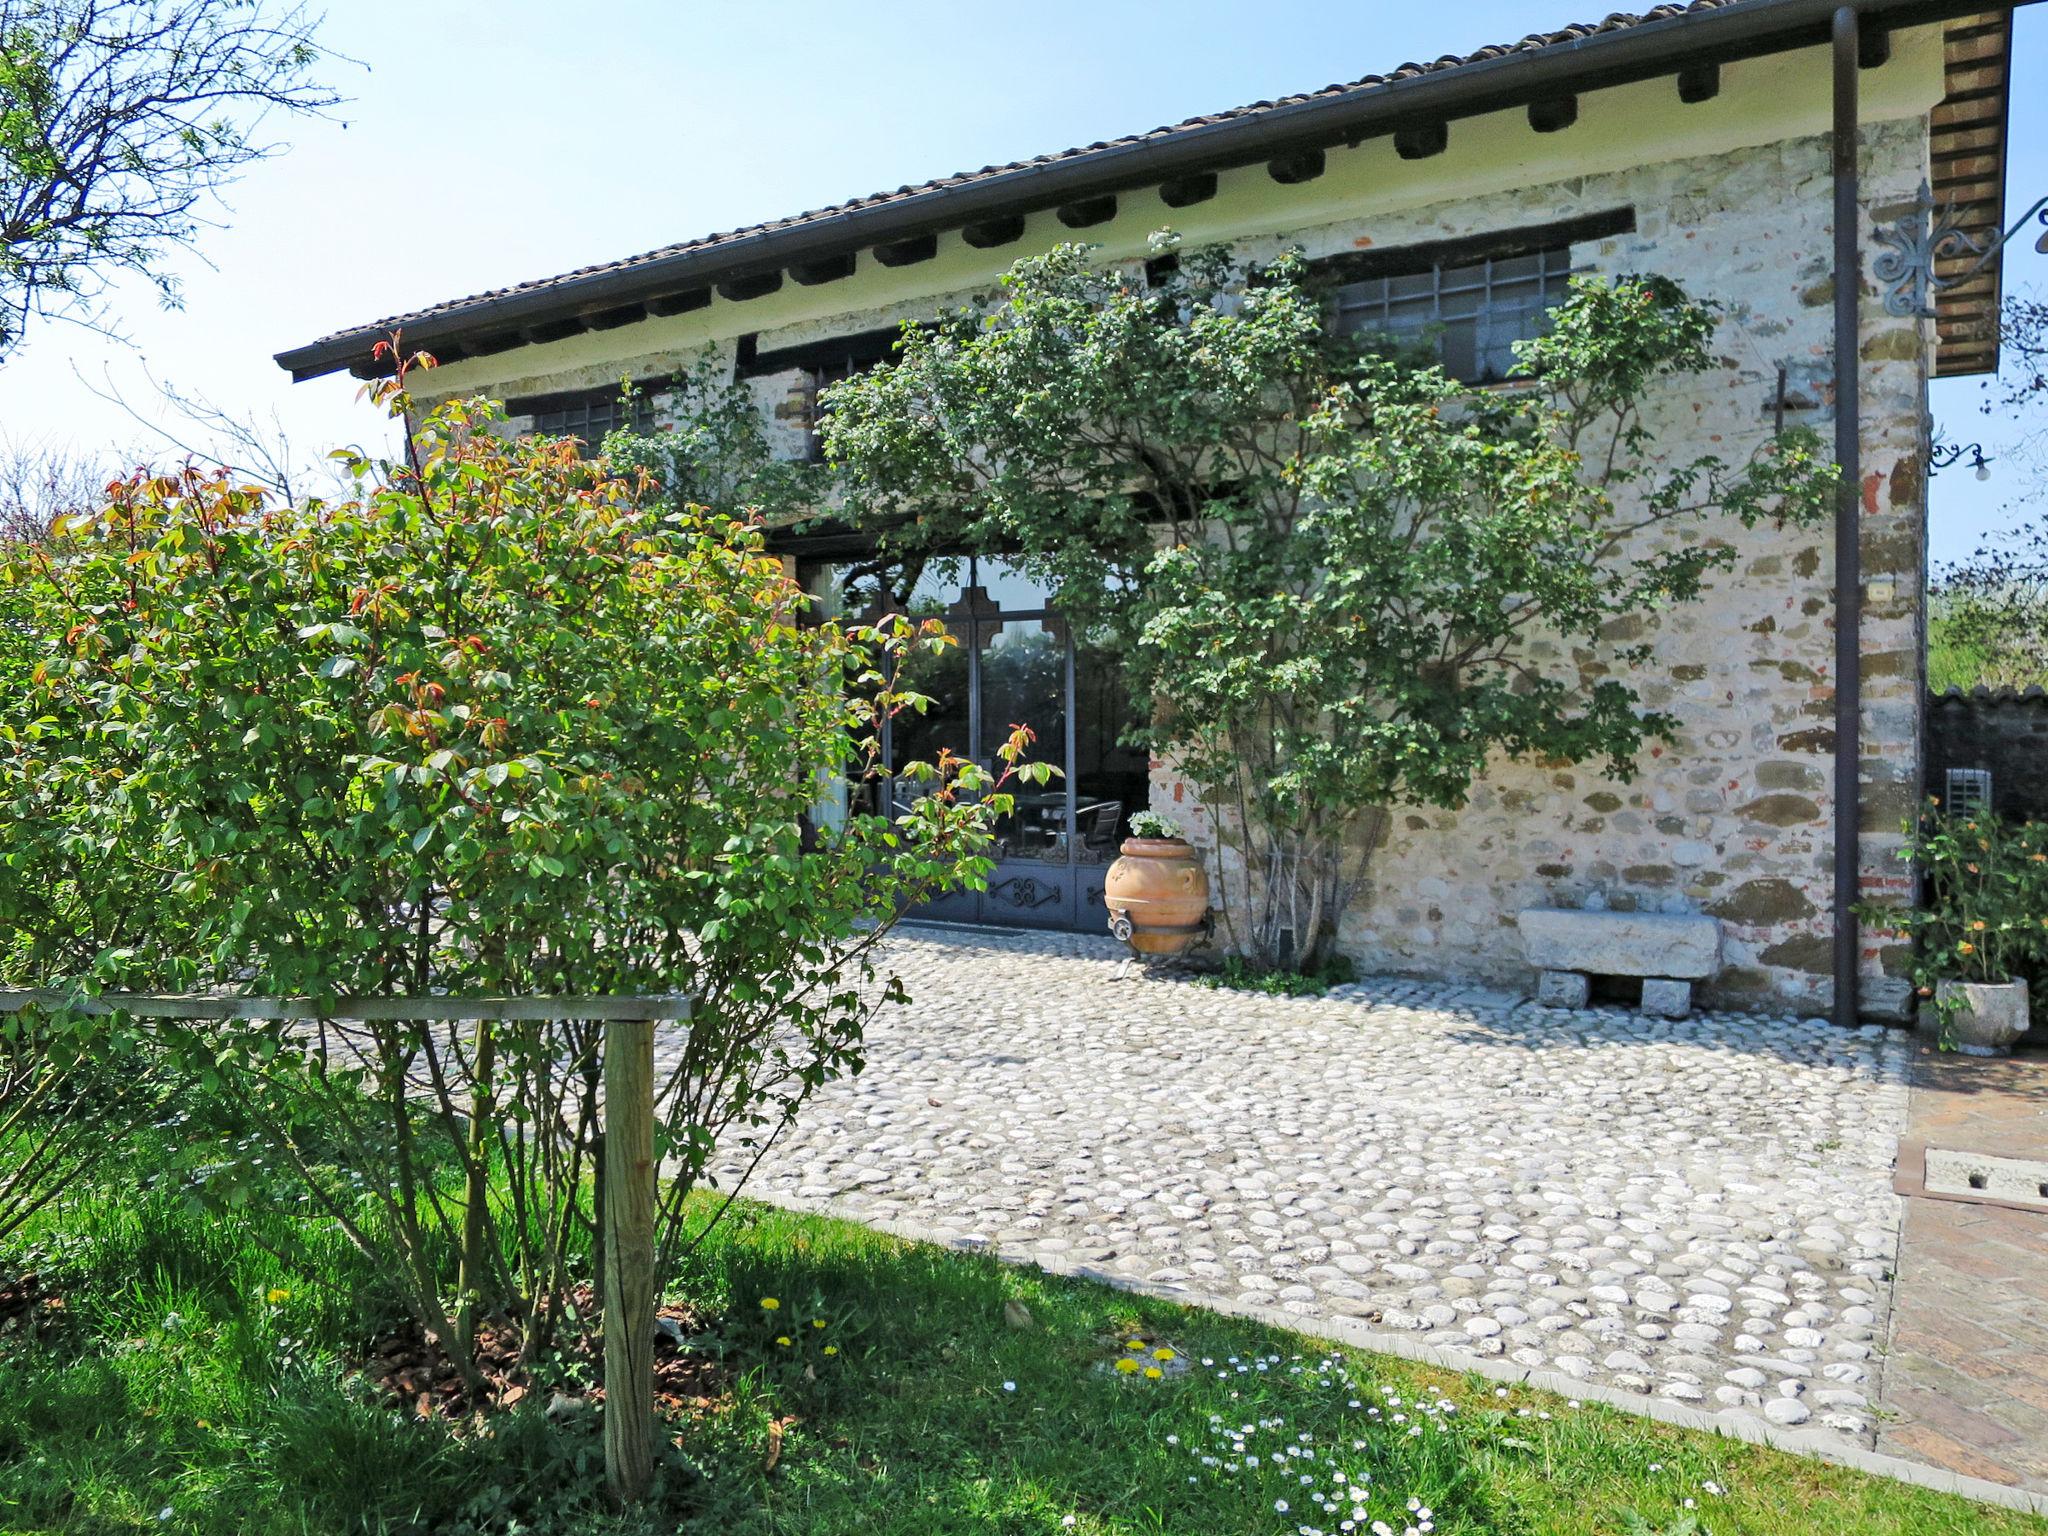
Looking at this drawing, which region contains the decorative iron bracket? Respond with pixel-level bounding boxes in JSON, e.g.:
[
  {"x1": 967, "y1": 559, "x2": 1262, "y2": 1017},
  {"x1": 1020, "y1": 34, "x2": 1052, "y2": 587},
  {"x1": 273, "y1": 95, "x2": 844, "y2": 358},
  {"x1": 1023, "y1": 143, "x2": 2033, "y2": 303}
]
[{"x1": 1873, "y1": 181, "x2": 2048, "y2": 319}]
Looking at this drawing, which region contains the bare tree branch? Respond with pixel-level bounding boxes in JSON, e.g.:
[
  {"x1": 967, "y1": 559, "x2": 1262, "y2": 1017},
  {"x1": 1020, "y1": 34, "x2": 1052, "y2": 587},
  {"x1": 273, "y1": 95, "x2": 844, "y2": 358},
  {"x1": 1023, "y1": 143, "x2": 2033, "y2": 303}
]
[
  {"x1": 75, "y1": 358, "x2": 335, "y2": 500},
  {"x1": 0, "y1": 430, "x2": 110, "y2": 540},
  {"x1": 0, "y1": 0, "x2": 341, "y2": 361}
]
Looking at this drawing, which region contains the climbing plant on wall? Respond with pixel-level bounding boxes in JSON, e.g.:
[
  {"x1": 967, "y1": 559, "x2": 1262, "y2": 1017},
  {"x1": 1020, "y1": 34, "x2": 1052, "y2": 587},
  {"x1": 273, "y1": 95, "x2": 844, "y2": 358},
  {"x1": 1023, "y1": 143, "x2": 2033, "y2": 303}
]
[{"x1": 823, "y1": 237, "x2": 1836, "y2": 971}]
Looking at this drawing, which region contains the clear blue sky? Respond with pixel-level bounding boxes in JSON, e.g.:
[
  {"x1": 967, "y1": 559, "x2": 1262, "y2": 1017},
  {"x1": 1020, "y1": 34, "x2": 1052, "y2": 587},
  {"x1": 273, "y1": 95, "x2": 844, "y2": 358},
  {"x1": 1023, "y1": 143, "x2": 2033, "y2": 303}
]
[{"x1": 0, "y1": 0, "x2": 2039, "y2": 563}]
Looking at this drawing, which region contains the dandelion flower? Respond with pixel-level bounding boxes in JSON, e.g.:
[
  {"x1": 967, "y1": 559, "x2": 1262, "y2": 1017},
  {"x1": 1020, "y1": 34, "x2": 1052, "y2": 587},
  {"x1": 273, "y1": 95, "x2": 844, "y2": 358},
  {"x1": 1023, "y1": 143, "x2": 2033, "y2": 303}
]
[
  {"x1": 1153, "y1": 1347, "x2": 1176, "y2": 1361},
  {"x1": 760, "y1": 1297, "x2": 780, "y2": 1311},
  {"x1": 266, "y1": 1288, "x2": 291, "y2": 1305},
  {"x1": 1144, "y1": 1366, "x2": 1164, "y2": 1379},
  {"x1": 812, "y1": 1318, "x2": 827, "y2": 1329},
  {"x1": 1128, "y1": 1337, "x2": 1145, "y2": 1348},
  {"x1": 823, "y1": 1345, "x2": 839, "y2": 1356},
  {"x1": 776, "y1": 1336, "x2": 791, "y2": 1347},
  {"x1": 1114, "y1": 1358, "x2": 1140, "y2": 1374}
]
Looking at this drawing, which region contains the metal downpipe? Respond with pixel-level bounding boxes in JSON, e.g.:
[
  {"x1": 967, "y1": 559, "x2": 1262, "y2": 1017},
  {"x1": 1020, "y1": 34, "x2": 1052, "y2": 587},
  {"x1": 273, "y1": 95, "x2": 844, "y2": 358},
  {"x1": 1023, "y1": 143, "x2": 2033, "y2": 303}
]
[{"x1": 1831, "y1": 4, "x2": 1864, "y2": 1028}]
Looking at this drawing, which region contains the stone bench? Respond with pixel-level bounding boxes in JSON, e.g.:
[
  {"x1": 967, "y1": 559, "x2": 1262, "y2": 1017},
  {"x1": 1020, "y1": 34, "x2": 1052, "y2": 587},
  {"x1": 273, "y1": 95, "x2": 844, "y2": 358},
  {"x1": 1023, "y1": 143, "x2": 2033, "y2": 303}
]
[{"x1": 1517, "y1": 908, "x2": 1722, "y2": 1019}]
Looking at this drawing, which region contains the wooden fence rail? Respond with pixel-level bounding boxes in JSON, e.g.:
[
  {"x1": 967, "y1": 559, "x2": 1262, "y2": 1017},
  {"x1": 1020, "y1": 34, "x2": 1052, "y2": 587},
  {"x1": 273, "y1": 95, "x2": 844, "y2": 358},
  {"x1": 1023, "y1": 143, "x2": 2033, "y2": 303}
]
[{"x1": 0, "y1": 988, "x2": 689, "y2": 1506}]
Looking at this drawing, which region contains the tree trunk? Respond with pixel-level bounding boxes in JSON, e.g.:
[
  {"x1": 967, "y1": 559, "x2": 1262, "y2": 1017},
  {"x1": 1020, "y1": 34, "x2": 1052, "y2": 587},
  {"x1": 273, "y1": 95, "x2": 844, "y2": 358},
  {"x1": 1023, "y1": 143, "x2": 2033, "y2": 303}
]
[{"x1": 455, "y1": 1017, "x2": 496, "y2": 1362}]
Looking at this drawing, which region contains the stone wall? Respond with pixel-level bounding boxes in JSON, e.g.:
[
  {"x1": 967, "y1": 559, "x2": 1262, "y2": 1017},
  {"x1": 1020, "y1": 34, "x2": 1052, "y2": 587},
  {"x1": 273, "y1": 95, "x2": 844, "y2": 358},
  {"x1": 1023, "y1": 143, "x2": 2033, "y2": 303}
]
[
  {"x1": 1150, "y1": 120, "x2": 1933, "y2": 1019},
  {"x1": 415, "y1": 89, "x2": 1937, "y2": 1021},
  {"x1": 1926, "y1": 687, "x2": 2048, "y2": 820}
]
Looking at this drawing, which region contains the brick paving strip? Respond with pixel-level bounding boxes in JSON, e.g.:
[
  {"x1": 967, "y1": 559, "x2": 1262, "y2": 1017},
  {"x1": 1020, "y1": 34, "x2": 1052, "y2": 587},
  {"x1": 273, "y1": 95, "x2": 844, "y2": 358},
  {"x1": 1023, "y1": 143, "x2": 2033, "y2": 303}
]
[{"x1": 1877, "y1": 1047, "x2": 2048, "y2": 1494}]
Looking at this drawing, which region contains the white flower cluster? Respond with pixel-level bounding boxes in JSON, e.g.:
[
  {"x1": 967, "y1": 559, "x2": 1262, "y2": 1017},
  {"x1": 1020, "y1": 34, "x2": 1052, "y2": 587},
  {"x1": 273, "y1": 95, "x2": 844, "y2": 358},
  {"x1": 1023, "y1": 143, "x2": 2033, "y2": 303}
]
[{"x1": 1172, "y1": 1353, "x2": 1459, "y2": 1535}]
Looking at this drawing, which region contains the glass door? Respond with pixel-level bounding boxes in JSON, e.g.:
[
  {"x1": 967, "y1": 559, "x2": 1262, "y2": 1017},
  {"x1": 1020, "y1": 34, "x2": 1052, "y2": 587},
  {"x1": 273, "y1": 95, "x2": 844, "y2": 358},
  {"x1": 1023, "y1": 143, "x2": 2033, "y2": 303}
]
[
  {"x1": 802, "y1": 555, "x2": 1148, "y2": 933},
  {"x1": 975, "y1": 606, "x2": 1074, "y2": 928}
]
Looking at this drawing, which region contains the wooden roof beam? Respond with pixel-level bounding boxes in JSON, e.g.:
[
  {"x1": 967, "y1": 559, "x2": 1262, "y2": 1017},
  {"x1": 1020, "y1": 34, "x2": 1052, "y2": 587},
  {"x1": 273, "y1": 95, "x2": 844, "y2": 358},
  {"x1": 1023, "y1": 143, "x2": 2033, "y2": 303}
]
[
  {"x1": 1159, "y1": 172, "x2": 1218, "y2": 208},
  {"x1": 962, "y1": 214, "x2": 1026, "y2": 248},
  {"x1": 717, "y1": 270, "x2": 784, "y2": 302},
  {"x1": 1267, "y1": 147, "x2": 1326, "y2": 184},
  {"x1": 791, "y1": 252, "x2": 857, "y2": 285},
  {"x1": 1056, "y1": 194, "x2": 1117, "y2": 228},
  {"x1": 873, "y1": 233, "x2": 939, "y2": 267},
  {"x1": 1677, "y1": 62, "x2": 1720, "y2": 102},
  {"x1": 647, "y1": 288, "x2": 711, "y2": 316},
  {"x1": 1393, "y1": 122, "x2": 1447, "y2": 160}
]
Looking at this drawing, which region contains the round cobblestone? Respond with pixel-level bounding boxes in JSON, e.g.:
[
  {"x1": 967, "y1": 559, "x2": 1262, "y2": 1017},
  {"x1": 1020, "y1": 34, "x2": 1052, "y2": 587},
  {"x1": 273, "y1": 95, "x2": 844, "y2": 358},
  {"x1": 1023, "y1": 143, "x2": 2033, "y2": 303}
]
[{"x1": 705, "y1": 926, "x2": 1911, "y2": 1452}]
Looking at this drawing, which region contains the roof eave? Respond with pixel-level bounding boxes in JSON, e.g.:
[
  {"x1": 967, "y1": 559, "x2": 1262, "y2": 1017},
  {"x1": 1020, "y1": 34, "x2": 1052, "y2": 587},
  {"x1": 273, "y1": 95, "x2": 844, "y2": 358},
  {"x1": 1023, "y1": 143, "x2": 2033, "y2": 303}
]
[{"x1": 274, "y1": 0, "x2": 2016, "y2": 382}]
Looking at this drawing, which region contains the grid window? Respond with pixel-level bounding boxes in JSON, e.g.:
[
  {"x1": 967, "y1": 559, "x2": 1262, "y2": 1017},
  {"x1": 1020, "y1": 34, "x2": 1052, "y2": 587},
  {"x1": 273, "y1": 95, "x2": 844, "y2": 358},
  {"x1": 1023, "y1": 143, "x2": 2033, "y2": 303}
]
[
  {"x1": 1332, "y1": 245, "x2": 1575, "y2": 384},
  {"x1": 1945, "y1": 767, "x2": 1994, "y2": 816},
  {"x1": 519, "y1": 388, "x2": 659, "y2": 454}
]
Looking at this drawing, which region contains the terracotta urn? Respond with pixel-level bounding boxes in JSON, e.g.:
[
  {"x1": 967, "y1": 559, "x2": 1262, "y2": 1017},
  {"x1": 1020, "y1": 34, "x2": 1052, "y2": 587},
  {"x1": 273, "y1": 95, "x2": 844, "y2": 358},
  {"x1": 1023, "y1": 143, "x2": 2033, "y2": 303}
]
[
  {"x1": 1104, "y1": 837, "x2": 1210, "y2": 957},
  {"x1": 1920, "y1": 978, "x2": 2031, "y2": 1057}
]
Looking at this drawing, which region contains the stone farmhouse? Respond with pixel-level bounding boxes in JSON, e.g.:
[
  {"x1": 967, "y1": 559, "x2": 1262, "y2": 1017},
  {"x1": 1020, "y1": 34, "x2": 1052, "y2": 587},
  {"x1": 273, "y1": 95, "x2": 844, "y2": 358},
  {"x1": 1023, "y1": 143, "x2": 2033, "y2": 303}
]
[{"x1": 278, "y1": 1, "x2": 2026, "y2": 1022}]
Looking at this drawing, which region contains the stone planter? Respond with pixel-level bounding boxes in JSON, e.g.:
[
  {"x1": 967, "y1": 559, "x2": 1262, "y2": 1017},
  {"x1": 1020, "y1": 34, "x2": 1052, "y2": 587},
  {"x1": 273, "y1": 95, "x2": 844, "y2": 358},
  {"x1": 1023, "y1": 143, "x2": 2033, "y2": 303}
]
[
  {"x1": 1104, "y1": 837, "x2": 1210, "y2": 957},
  {"x1": 1919, "y1": 977, "x2": 2031, "y2": 1057}
]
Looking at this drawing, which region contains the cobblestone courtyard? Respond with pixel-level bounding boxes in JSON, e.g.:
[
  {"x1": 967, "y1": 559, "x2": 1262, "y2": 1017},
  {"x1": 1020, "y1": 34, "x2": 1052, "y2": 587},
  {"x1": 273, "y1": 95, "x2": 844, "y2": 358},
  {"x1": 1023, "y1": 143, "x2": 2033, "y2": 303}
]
[{"x1": 711, "y1": 925, "x2": 1914, "y2": 1450}]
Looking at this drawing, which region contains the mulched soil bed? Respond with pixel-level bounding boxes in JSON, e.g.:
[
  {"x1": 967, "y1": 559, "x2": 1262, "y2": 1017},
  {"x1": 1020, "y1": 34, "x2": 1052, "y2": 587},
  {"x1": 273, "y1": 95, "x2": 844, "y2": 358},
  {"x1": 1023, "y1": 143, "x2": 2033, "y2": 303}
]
[
  {"x1": 0, "y1": 1272, "x2": 65, "y2": 1342},
  {"x1": 357, "y1": 1285, "x2": 728, "y2": 1423}
]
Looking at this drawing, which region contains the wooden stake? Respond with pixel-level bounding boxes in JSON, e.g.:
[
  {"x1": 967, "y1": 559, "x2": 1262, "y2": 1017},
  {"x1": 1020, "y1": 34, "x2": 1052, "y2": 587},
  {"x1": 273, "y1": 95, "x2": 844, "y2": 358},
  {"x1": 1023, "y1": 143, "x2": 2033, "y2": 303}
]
[{"x1": 602, "y1": 1017, "x2": 657, "y2": 1505}]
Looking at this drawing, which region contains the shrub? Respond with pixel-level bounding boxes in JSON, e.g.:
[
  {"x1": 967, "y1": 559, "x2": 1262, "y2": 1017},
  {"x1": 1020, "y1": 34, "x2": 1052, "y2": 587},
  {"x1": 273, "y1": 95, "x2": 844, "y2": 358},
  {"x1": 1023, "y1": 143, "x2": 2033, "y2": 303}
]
[
  {"x1": 1864, "y1": 810, "x2": 2048, "y2": 992},
  {"x1": 0, "y1": 354, "x2": 1033, "y2": 1387}
]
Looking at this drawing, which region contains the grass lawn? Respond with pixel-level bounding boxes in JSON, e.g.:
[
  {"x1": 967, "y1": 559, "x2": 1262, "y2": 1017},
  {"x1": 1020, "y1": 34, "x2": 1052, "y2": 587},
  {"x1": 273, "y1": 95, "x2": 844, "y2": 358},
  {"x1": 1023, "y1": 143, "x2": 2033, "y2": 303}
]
[{"x1": 0, "y1": 1135, "x2": 2039, "y2": 1536}]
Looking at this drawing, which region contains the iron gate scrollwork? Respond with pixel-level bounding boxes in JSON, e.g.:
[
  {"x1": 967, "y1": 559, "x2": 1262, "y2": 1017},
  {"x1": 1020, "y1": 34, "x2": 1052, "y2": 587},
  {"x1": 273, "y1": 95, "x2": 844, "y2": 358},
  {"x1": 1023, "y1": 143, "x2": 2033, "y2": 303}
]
[{"x1": 987, "y1": 875, "x2": 1063, "y2": 911}]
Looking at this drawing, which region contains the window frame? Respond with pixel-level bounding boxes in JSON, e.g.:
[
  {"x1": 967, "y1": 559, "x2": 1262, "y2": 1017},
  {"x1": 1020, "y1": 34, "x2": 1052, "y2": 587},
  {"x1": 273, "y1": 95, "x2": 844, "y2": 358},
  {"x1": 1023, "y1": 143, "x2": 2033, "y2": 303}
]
[
  {"x1": 506, "y1": 381, "x2": 662, "y2": 454},
  {"x1": 1315, "y1": 207, "x2": 1635, "y2": 386}
]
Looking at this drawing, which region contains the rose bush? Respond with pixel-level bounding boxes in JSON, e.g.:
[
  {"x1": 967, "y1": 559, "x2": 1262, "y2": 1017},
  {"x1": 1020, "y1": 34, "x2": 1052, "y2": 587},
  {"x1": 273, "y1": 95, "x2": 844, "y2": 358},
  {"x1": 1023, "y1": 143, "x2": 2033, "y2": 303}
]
[{"x1": 0, "y1": 354, "x2": 1033, "y2": 1386}]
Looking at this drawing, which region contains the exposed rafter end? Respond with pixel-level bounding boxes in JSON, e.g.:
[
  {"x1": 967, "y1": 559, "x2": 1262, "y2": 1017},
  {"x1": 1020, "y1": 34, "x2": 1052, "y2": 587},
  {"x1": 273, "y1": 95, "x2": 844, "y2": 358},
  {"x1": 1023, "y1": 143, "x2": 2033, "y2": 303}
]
[
  {"x1": 647, "y1": 288, "x2": 711, "y2": 317},
  {"x1": 584, "y1": 302, "x2": 647, "y2": 331},
  {"x1": 1056, "y1": 194, "x2": 1117, "y2": 228},
  {"x1": 1528, "y1": 95, "x2": 1578, "y2": 133},
  {"x1": 873, "y1": 233, "x2": 939, "y2": 267},
  {"x1": 463, "y1": 332, "x2": 524, "y2": 359},
  {"x1": 1677, "y1": 62, "x2": 1721, "y2": 103},
  {"x1": 1159, "y1": 171, "x2": 1218, "y2": 209},
  {"x1": 962, "y1": 214, "x2": 1027, "y2": 248},
  {"x1": 1394, "y1": 122, "x2": 1448, "y2": 160},
  {"x1": 1267, "y1": 147, "x2": 1326, "y2": 185},
  {"x1": 524, "y1": 316, "x2": 587, "y2": 344},
  {"x1": 717, "y1": 271, "x2": 784, "y2": 302},
  {"x1": 792, "y1": 252, "x2": 857, "y2": 285}
]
